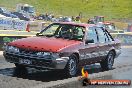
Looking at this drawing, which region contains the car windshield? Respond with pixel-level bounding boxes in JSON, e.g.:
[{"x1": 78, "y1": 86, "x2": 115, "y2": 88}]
[
  {"x1": 24, "y1": 7, "x2": 34, "y2": 13},
  {"x1": 38, "y1": 23, "x2": 85, "y2": 41}
]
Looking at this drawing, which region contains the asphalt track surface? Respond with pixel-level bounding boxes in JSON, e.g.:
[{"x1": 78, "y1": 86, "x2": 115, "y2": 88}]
[{"x1": 0, "y1": 46, "x2": 132, "y2": 88}]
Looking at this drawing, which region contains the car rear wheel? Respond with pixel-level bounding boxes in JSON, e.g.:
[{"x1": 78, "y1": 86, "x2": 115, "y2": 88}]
[
  {"x1": 64, "y1": 54, "x2": 78, "y2": 77},
  {"x1": 100, "y1": 51, "x2": 115, "y2": 71}
]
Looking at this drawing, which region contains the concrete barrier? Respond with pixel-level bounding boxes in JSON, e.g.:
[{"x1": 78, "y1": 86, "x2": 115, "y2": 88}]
[
  {"x1": 29, "y1": 21, "x2": 51, "y2": 32},
  {"x1": 0, "y1": 30, "x2": 36, "y2": 51},
  {"x1": 0, "y1": 36, "x2": 28, "y2": 51},
  {"x1": 0, "y1": 31, "x2": 132, "y2": 50},
  {"x1": 111, "y1": 32, "x2": 132, "y2": 45}
]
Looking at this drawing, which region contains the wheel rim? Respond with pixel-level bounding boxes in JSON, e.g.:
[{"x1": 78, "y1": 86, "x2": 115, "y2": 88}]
[
  {"x1": 69, "y1": 58, "x2": 77, "y2": 76},
  {"x1": 107, "y1": 53, "x2": 114, "y2": 69}
]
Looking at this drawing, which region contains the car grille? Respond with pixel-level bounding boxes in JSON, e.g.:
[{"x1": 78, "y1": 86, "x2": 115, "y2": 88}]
[
  {"x1": 19, "y1": 48, "x2": 37, "y2": 56},
  {"x1": 4, "y1": 52, "x2": 53, "y2": 68}
]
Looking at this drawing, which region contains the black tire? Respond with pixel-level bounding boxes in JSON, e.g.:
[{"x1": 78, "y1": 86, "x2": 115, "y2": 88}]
[
  {"x1": 64, "y1": 54, "x2": 78, "y2": 77},
  {"x1": 100, "y1": 51, "x2": 115, "y2": 71},
  {"x1": 15, "y1": 63, "x2": 26, "y2": 69},
  {"x1": 14, "y1": 64, "x2": 28, "y2": 77}
]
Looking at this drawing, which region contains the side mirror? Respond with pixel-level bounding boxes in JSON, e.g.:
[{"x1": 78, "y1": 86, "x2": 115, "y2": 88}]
[
  {"x1": 85, "y1": 39, "x2": 94, "y2": 44},
  {"x1": 36, "y1": 33, "x2": 40, "y2": 36}
]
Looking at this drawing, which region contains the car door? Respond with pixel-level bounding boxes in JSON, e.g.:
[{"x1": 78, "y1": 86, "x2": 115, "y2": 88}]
[
  {"x1": 95, "y1": 27, "x2": 111, "y2": 60},
  {"x1": 79, "y1": 26, "x2": 100, "y2": 66}
]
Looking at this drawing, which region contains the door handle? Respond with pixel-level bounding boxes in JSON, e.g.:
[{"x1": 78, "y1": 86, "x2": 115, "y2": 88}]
[{"x1": 108, "y1": 44, "x2": 111, "y2": 46}]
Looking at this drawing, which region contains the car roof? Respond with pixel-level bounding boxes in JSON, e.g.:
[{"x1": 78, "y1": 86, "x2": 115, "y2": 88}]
[{"x1": 55, "y1": 22, "x2": 96, "y2": 28}]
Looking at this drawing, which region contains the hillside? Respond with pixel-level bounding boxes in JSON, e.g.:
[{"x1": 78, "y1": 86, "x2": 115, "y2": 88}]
[{"x1": 0, "y1": 0, "x2": 132, "y2": 20}]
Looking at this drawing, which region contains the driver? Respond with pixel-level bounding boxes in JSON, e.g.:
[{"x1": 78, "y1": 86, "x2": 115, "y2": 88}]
[
  {"x1": 60, "y1": 26, "x2": 72, "y2": 39},
  {"x1": 71, "y1": 28, "x2": 79, "y2": 39}
]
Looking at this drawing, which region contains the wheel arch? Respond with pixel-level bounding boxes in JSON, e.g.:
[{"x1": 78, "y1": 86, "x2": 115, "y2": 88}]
[
  {"x1": 109, "y1": 49, "x2": 116, "y2": 57},
  {"x1": 72, "y1": 52, "x2": 80, "y2": 63}
]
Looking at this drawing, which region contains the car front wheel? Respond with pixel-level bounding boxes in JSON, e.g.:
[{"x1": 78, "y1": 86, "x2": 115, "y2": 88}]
[
  {"x1": 100, "y1": 51, "x2": 115, "y2": 71},
  {"x1": 15, "y1": 63, "x2": 26, "y2": 69},
  {"x1": 64, "y1": 54, "x2": 78, "y2": 77}
]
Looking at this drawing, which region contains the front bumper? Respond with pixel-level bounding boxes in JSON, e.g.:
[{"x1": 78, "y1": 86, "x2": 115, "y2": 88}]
[{"x1": 3, "y1": 51, "x2": 69, "y2": 70}]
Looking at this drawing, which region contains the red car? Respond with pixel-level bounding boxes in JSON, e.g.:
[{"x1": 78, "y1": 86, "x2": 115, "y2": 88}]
[{"x1": 3, "y1": 22, "x2": 121, "y2": 77}]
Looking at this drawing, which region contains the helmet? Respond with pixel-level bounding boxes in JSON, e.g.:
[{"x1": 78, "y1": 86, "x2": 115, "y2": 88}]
[
  {"x1": 73, "y1": 28, "x2": 79, "y2": 35},
  {"x1": 60, "y1": 26, "x2": 72, "y2": 39}
]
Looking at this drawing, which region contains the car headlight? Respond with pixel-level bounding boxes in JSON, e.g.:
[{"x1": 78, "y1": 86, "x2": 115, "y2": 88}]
[
  {"x1": 7, "y1": 46, "x2": 19, "y2": 53},
  {"x1": 14, "y1": 47, "x2": 20, "y2": 53},
  {"x1": 36, "y1": 52, "x2": 60, "y2": 58},
  {"x1": 36, "y1": 52, "x2": 51, "y2": 56},
  {"x1": 8, "y1": 46, "x2": 15, "y2": 51}
]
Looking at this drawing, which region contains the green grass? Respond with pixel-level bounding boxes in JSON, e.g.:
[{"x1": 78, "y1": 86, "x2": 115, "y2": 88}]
[{"x1": 0, "y1": 0, "x2": 132, "y2": 20}]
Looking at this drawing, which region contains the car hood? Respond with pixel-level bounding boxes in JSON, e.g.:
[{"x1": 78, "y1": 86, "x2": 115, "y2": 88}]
[{"x1": 8, "y1": 37, "x2": 81, "y2": 52}]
